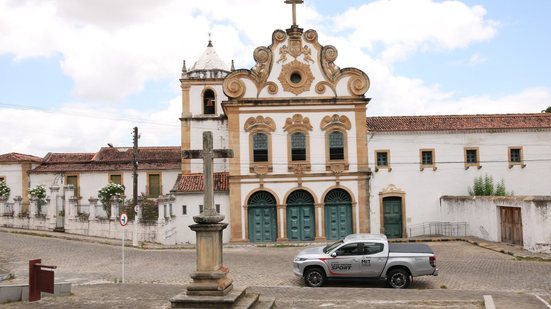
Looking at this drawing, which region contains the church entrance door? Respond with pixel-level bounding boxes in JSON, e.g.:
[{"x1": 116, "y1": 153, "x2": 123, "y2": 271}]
[
  {"x1": 324, "y1": 189, "x2": 352, "y2": 240},
  {"x1": 286, "y1": 190, "x2": 315, "y2": 241},
  {"x1": 247, "y1": 191, "x2": 277, "y2": 242},
  {"x1": 383, "y1": 197, "x2": 402, "y2": 238}
]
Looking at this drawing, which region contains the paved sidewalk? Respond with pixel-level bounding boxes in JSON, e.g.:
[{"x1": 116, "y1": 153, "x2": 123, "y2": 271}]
[{"x1": 1, "y1": 283, "x2": 550, "y2": 309}]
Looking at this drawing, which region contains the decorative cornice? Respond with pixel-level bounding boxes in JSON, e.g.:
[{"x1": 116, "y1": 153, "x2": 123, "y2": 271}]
[
  {"x1": 320, "y1": 114, "x2": 352, "y2": 131},
  {"x1": 244, "y1": 116, "x2": 276, "y2": 132},
  {"x1": 283, "y1": 114, "x2": 312, "y2": 132}
]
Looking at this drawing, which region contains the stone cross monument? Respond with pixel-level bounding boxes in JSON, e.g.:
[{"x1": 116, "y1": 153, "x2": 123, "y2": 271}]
[{"x1": 171, "y1": 131, "x2": 237, "y2": 308}]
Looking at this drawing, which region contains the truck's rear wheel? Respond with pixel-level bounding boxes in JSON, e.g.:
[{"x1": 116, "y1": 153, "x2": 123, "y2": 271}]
[
  {"x1": 387, "y1": 269, "x2": 411, "y2": 289},
  {"x1": 304, "y1": 267, "x2": 326, "y2": 287}
]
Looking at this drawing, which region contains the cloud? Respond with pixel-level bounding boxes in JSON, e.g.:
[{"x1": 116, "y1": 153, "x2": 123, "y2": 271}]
[
  {"x1": 334, "y1": 0, "x2": 499, "y2": 63},
  {"x1": 467, "y1": 53, "x2": 487, "y2": 65},
  {"x1": 0, "y1": 98, "x2": 181, "y2": 157},
  {"x1": 1, "y1": 0, "x2": 549, "y2": 158}
]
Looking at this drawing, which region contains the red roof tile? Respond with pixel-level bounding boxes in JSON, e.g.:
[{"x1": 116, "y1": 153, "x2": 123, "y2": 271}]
[
  {"x1": 172, "y1": 172, "x2": 229, "y2": 193},
  {"x1": 31, "y1": 147, "x2": 180, "y2": 173},
  {"x1": 367, "y1": 113, "x2": 551, "y2": 132},
  {"x1": 0, "y1": 152, "x2": 43, "y2": 163}
]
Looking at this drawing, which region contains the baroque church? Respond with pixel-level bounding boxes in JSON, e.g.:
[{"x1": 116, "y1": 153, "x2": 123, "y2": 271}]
[
  {"x1": 2, "y1": 1, "x2": 550, "y2": 251},
  {"x1": 172, "y1": 1, "x2": 551, "y2": 248},
  {"x1": 175, "y1": 4, "x2": 370, "y2": 243}
]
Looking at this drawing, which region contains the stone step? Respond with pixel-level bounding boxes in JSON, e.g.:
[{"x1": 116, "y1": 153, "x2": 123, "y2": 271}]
[
  {"x1": 233, "y1": 292, "x2": 260, "y2": 309},
  {"x1": 251, "y1": 296, "x2": 276, "y2": 309}
]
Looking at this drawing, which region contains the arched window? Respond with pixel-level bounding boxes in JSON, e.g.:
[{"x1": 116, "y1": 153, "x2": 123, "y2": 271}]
[
  {"x1": 203, "y1": 89, "x2": 215, "y2": 115},
  {"x1": 253, "y1": 133, "x2": 268, "y2": 162},
  {"x1": 291, "y1": 132, "x2": 306, "y2": 161},
  {"x1": 328, "y1": 131, "x2": 344, "y2": 160}
]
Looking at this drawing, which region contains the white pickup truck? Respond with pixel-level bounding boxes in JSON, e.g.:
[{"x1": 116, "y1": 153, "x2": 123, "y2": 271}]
[{"x1": 293, "y1": 234, "x2": 438, "y2": 288}]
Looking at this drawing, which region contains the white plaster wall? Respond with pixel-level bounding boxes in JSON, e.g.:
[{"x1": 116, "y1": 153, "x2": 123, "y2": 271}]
[
  {"x1": 30, "y1": 170, "x2": 180, "y2": 201},
  {"x1": 440, "y1": 197, "x2": 501, "y2": 241},
  {"x1": 369, "y1": 131, "x2": 551, "y2": 235},
  {"x1": 238, "y1": 106, "x2": 358, "y2": 175},
  {"x1": 440, "y1": 197, "x2": 551, "y2": 253},
  {"x1": 189, "y1": 119, "x2": 230, "y2": 174},
  {"x1": 172, "y1": 192, "x2": 231, "y2": 244},
  {"x1": 0, "y1": 164, "x2": 22, "y2": 200}
]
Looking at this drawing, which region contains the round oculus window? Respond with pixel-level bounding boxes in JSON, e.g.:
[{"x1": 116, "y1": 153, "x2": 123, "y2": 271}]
[{"x1": 290, "y1": 72, "x2": 302, "y2": 84}]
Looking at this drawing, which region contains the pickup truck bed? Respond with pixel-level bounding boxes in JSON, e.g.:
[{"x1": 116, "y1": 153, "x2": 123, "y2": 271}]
[{"x1": 389, "y1": 243, "x2": 434, "y2": 254}]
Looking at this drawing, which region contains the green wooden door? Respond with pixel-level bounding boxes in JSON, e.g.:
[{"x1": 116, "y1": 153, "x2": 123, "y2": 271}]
[
  {"x1": 286, "y1": 190, "x2": 315, "y2": 241},
  {"x1": 248, "y1": 191, "x2": 277, "y2": 242},
  {"x1": 324, "y1": 189, "x2": 352, "y2": 240},
  {"x1": 383, "y1": 197, "x2": 403, "y2": 238}
]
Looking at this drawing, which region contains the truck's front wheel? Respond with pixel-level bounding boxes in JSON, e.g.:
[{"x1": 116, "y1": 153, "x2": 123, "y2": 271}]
[
  {"x1": 304, "y1": 267, "x2": 326, "y2": 287},
  {"x1": 387, "y1": 269, "x2": 411, "y2": 289}
]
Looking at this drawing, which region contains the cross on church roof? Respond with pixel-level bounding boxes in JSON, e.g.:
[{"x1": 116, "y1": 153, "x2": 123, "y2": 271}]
[{"x1": 284, "y1": 0, "x2": 303, "y2": 26}]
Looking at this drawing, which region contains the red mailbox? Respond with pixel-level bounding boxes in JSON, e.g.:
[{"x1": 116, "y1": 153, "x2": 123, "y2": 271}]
[{"x1": 29, "y1": 259, "x2": 57, "y2": 302}]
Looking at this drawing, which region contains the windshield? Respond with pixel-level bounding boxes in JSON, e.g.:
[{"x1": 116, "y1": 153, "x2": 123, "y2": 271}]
[{"x1": 323, "y1": 240, "x2": 343, "y2": 253}]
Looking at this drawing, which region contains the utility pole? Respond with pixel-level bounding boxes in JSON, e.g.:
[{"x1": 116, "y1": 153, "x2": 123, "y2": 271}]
[{"x1": 132, "y1": 127, "x2": 139, "y2": 207}]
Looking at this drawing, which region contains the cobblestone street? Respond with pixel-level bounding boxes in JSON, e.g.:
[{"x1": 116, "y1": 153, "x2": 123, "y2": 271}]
[{"x1": 1, "y1": 231, "x2": 551, "y2": 294}]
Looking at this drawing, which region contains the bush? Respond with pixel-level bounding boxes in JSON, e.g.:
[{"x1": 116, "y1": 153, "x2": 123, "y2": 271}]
[
  {"x1": 29, "y1": 185, "x2": 47, "y2": 214},
  {"x1": 0, "y1": 180, "x2": 10, "y2": 199},
  {"x1": 98, "y1": 183, "x2": 125, "y2": 218},
  {"x1": 468, "y1": 174, "x2": 511, "y2": 196}
]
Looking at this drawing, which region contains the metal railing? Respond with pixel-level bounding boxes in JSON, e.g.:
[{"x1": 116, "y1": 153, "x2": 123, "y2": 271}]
[{"x1": 408, "y1": 221, "x2": 467, "y2": 237}]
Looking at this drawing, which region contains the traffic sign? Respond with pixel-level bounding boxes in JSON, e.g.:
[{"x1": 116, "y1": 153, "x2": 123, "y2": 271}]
[{"x1": 119, "y1": 213, "x2": 128, "y2": 226}]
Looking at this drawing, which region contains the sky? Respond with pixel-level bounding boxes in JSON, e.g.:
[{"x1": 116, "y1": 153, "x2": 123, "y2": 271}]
[{"x1": 0, "y1": 0, "x2": 550, "y2": 157}]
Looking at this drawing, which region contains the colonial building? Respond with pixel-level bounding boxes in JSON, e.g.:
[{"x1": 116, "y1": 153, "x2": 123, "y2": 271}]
[
  {"x1": 174, "y1": 11, "x2": 371, "y2": 243},
  {"x1": 0, "y1": 153, "x2": 42, "y2": 211},
  {"x1": 171, "y1": 9, "x2": 551, "y2": 246},
  {"x1": 29, "y1": 146, "x2": 181, "y2": 214},
  {"x1": 367, "y1": 113, "x2": 551, "y2": 241}
]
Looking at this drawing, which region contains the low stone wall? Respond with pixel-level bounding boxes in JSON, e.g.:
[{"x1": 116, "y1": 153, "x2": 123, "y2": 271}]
[{"x1": 440, "y1": 196, "x2": 551, "y2": 253}]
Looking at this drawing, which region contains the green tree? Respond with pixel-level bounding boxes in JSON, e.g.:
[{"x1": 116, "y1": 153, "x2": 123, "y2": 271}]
[
  {"x1": 29, "y1": 184, "x2": 47, "y2": 214},
  {"x1": 0, "y1": 180, "x2": 10, "y2": 199},
  {"x1": 544, "y1": 106, "x2": 551, "y2": 113},
  {"x1": 98, "y1": 183, "x2": 125, "y2": 218}
]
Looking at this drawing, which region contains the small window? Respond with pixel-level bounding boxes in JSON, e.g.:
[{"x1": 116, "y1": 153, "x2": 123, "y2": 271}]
[
  {"x1": 148, "y1": 174, "x2": 161, "y2": 197},
  {"x1": 421, "y1": 151, "x2": 433, "y2": 165},
  {"x1": 419, "y1": 149, "x2": 436, "y2": 170},
  {"x1": 199, "y1": 205, "x2": 204, "y2": 214},
  {"x1": 363, "y1": 242, "x2": 384, "y2": 255},
  {"x1": 508, "y1": 147, "x2": 525, "y2": 168},
  {"x1": 109, "y1": 174, "x2": 122, "y2": 185},
  {"x1": 65, "y1": 175, "x2": 79, "y2": 196},
  {"x1": 375, "y1": 150, "x2": 390, "y2": 169},
  {"x1": 253, "y1": 133, "x2": 269, "y2": 162},
  {"x1": 215, "y1": 204, "x2": 220, "y2": 214},
  {"x1": 182, "y1": 205, "x2": 187, "y2": 215},
  {"x1": 203, "y1": 89, "x2": 215, "y2": 115},
  {"x1": 328, "y1": 131, "x2": 344, "y2": 160},
  {"x1": 291, "y1": 132, "x2": 306, "y2": 161},
  {"x1": 336, "y1": 243, "x2": 362, "y2": 256},
  {"x1": 464, "y1": 147, "x2": 480, "y2": 168}
]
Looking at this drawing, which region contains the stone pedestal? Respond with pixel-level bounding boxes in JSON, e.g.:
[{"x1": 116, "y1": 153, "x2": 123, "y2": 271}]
[{"x1": 170, "y1": 222, "x2": 236, "y2": 308}]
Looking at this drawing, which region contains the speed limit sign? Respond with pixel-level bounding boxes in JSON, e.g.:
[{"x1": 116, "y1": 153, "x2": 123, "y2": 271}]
[{"x1": 119, "y1": 213, "x2": 128, "y2": 226}]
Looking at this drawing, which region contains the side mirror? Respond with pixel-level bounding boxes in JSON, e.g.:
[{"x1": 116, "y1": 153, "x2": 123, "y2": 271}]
[{"x1": 330, "y1": 252, "x2": 337, "y2": 257}]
